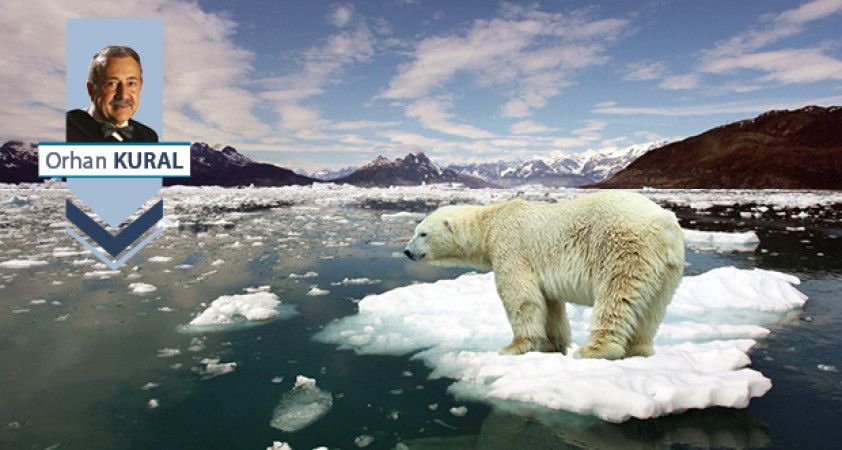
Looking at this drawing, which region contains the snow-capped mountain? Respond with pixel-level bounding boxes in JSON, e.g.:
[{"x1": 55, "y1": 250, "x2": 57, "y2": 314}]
[
  {"x1": 335, "y1": 152, "x2": 497, "y2": 188},
  {"x1": 0, "y1": 140, "x2": 40, "y2": 183},
  {"x1": 308, "y1": 166, "x2": 358, "y2": 181},
  {"x1": 448, "y1": 140, "x2": 668, "y2": 187}
]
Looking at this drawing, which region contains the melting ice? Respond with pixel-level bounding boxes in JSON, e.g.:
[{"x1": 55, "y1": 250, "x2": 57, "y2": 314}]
[{"x1": 317, "y1": 266, "x2": 807, "y2": 422}]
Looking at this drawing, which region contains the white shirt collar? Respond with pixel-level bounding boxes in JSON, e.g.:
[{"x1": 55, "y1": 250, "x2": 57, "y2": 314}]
[{"x1": 86, "y1": 106, "x2": 128, "y2": 141}]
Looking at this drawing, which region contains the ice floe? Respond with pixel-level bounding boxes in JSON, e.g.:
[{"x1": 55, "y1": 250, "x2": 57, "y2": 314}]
[
  {"x1": 306, "y1": 285, "x2": 330, "y2": 296},
  {"x1": 0, "y1": 259, "x2": 49, "y2": 269},
  {"x1": 270, "y1": 375, "x2": 333, "y2": 432},
  {"x1": 193, "y1": 358, "x2": 237, "y2": 380},
  {"x1": 316, "y1": 266, "x2": 807, "y2": 422},
  {"x1": 330, "y1": 277, "x2": 382, "y2": 286},
  {"x1": 683, "y1": 229, "x2": 760, "y2": 252},
  {"x1": 381, "y1": 211, "x2": 426, "y2": 221},
  {"x1": 181, "y1": 287, "x2": 297, "y2": 332},
  {"x1": 129, "y1": 282, "x2": 157, "y2": 294}
]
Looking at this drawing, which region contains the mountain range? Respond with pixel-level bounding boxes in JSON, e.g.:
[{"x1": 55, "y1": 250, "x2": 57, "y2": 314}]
[
  {"x1": 2, "y1": 105, "x2": 840, "y2": 189},
  {"x1": 595, "y1": 105, "x2": 842, "y2": 189},
  {"x1": 447, "y1": 141, "x2": 667, "y2": 187},
  {"x1": 333, "y1": 152, "x2": 496, "y2": 188}
]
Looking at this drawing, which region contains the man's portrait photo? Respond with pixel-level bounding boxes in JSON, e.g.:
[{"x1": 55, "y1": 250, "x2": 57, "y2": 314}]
[{"x1": 66, "y1": 45, "x2": 159, "y2": 142}]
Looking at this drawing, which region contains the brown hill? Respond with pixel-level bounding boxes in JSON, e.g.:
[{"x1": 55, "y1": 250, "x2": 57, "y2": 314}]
[{"x1": 593, "y1": 105, "x2": 842, "y2": 189}]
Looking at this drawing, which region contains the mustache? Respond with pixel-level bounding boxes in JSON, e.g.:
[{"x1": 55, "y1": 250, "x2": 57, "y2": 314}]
[{"x1": 110, "y1": 99, "x2": 134, "y2": 108}]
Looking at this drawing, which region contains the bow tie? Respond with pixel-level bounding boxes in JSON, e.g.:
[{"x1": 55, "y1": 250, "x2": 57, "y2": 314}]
[{"x1": 101, "y1": 122, "x2": 134, "y2": 140}]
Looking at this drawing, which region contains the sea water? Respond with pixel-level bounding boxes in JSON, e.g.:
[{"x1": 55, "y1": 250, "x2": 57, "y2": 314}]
[{"x1": 0, "y1": 184, "x2": 839, "y2": 449}]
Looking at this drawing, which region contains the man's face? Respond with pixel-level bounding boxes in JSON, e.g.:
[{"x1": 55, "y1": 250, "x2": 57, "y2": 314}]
[{"x1": 87, "y1": 56, "x2": 142, "y2": 125}]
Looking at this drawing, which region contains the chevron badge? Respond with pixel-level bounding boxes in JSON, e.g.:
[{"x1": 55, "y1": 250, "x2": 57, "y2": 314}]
[{"x1": 38, "y1": 142, "x2": 191, "y2": 269}]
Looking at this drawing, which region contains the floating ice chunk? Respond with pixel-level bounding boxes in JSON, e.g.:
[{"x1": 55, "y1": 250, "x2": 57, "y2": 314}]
[
  {"x1": 449, "y1": 406, "x2": 468, "y2": 417},
  {"x1": 194, "y1": 358, "x2": 237, "y2": 379},
  {"x1": 316, "y1": 266, "x2": 807, "y2": 422},
  {"x1": 683, "y1": 229, "x2": 760, "y2": 252},
  {"x1": 271, "y1": 376, "x2": 284, "y2": 384},
  {"x1": 29, "y1": 299, "x2": 47, "y2": 305},
  {"x1": 157, "y1": 348, "x2": 181, "y2": 358},
  {"x1": 289, "y1": 271, "x2": 318, "y2": 279},
  {"x1": 245, "y1": 285, "x2": 271, "y2": 293},
  {"x1": 185, "y1": 337, "x2": 204, "y2": 352},
  {"x1": 381, "y1": 211, "x2": 425, "y2": 221},
  {"x1": 818, "y1": 364, "x2": 838, "y2": 372},
  {"x1": 211, "y1": 259, "x2": 225, "y2": 266},
  {"x1": 0, "y1": 259, "x2": 49, "y2": 269},
  {"x1": 354, "y1": 435, "x2": 375, "y2": 447},
  {"x1": 141, "y1": 382, "x2": 159, "y2": 390},
  {"x1": 183, "y1": 288, "x2": 297, "y2": 331},
  {"x1": 83, "y1": 270, "x2": 120, "y2": 279},
  {"x1": 148, "y1": 256, "x2": 172, "y2": 263},
  {"x1": 331, "y1": 277, "x2": 382, "y2": 286},
  {"x1": 266, "y1": 442, "x2": 293, "y2": 450},
  {"x1": 270, "y1": 375, "x2": 333, "y2": 432},
  {"x1": 129, "y1": 283, "x2": 157, "y2": 294},
  {"x1": 307, "y1": 285, "x2": 330, "y2": 296},
  {"x1": 147, "y1": 399, "x2": 159, "y2": 409}
]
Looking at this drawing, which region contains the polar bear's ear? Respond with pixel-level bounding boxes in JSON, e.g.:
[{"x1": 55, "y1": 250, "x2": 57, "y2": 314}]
[{"x1": 443, "y1": 219, "x2": 453, "y2": 233}]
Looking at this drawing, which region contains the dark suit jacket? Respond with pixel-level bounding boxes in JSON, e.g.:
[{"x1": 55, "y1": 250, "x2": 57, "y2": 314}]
[{"x1": 66, "y1": 109, "x2": 159, "y2": 142}]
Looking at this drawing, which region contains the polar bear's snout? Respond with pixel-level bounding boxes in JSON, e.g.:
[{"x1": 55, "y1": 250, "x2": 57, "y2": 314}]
[
  {"x1": 403, "y1": 246, "x2": 425, "y2": 261},
  {"x1": 404, "y1": 237, "x2": 426, "y2": 261}
]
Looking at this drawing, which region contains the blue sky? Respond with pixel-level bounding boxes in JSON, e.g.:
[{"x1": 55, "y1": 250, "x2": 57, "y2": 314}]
[{"x1": 2, "y1": 1, "x2": 841, "y2": 171}]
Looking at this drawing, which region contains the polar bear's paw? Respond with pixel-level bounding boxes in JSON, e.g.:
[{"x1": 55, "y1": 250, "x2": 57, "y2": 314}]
[
  {"x1": 574, "y1": 342, "x2": 625, "y2": 360},
  {"x1": 497, "y1": 336, "x2": 548, "y2": 355}
]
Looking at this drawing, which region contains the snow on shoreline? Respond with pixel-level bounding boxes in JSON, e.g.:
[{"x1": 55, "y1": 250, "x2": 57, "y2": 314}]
[{"x1": 316, "y1": 266, "x2": 807, "y2": 423}]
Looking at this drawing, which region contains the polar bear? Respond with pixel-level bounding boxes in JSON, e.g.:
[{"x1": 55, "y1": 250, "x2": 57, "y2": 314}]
[{"x1": 403, "y1": 191, "x2": 685, "y2": 360}]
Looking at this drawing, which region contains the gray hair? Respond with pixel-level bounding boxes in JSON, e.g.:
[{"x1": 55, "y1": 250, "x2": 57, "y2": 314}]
[{"x1": 87, "y1": 45, "x2": 143, "y2": 85}]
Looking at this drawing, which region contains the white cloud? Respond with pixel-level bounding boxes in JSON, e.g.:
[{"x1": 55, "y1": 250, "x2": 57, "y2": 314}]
[
  {"x1": 405, "y1": 98, "x2": 495, "y2": 139},
  {"x1": 510, "y1": 120, "x2": 558, "y2": 134},
  {"x1": 658, "y1": 74, "x2": 700, "y2": 90},
  {"x1": 328, "y1": 4, "x2": 354, "y2": 28},
  {"x1": 706, "y1": 0, "x2": 842, "y2": 59},
  {"x1": 698, "y1": 0, "x2": 842, "y2": 86},
  {"x1": 702, "y1": 48, "x2": 842, "y2": 84},
  {"x1": 623, "y1": 61, "x2": 668, "y2": 81},
  {"x1": 381, "y1": 6, "x2": 629, "y2": 119}
]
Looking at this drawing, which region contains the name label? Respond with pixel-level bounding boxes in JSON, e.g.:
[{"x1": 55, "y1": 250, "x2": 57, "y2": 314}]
[{"x1": 38, "y1": 143, "x2": 191, "y2": 177}]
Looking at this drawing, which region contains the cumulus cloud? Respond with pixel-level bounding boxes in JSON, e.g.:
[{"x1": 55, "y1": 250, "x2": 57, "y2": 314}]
[{"x1": 381, "y1": 5, "x2": 629, "y2": 119}]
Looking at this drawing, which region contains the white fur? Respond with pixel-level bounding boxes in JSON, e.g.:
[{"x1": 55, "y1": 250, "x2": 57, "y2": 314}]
[{"x1": 405, "y1": 191, "x2": 685, "y2": 359}]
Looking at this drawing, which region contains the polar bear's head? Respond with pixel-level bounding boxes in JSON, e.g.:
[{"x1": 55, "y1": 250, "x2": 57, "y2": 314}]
[{"x1": 404, "y1": 205, "x2": 485, "y2": 268}]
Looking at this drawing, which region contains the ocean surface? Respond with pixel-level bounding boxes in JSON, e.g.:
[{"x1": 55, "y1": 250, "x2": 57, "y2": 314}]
[{"x1": 0, "y1": 184, "x2": 840, "y2": 450}]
